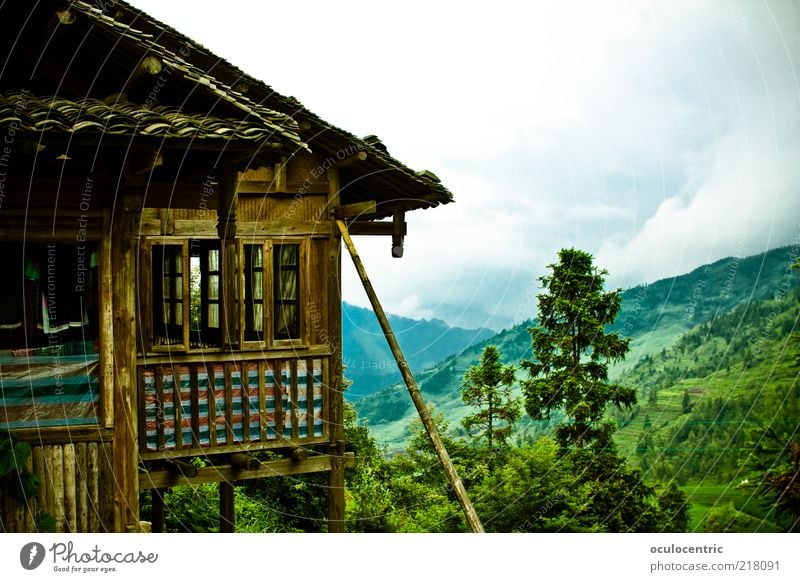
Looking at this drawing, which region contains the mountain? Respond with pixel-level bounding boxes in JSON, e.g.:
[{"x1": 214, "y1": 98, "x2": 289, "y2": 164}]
[
  {"x1": 355, "y1": 245, "x2": 800, "y2": 450},
  {"x1": 342, "y1": 302, "x2": 495, "y2": 399}
]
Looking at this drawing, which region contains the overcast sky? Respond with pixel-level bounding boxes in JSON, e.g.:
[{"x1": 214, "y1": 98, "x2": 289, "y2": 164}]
[{"x1": 129, "y1": 0, "x2": 800, "y2": 331}]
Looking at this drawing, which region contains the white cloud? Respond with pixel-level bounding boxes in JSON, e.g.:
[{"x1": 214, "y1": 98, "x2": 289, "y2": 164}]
[{"x1": 598, "y1": 127, "x2": 800, "y2": 287}]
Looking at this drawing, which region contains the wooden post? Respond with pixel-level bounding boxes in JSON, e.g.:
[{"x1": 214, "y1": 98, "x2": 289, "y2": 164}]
[
  {"x1": 326, "y1": 169, "x2": 345, "y2": 533},
  {"x1": 218, "y1": 163, "x2": 239, "y2": 349},
  {"x1": 219, "y1": 482, "x2": 235, "y2": 533},
  {"x1": 151, "y1": 489, "x2": 165, "y2": 533},
  {"x1": 336, "y1": 219, "x2": 485, "y2": 533},
  {"x1": 111, "y1": 193, "x2": 142, "y2": 532}
]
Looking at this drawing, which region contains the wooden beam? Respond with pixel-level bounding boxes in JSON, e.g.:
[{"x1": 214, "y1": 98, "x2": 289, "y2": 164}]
[
  {"x1": 9, "y1": 427, "x2": 114, "y2": 445},
  {"x1": 347, "y1": 220, "x2": 407, "y2": 237},
  {"x1": 163, "y1": 459, "x2": 199, "y2": 478},
  {"x1": 230, "y1": 453, "x2": 261, "y2": 471},
  {"x1": 135, "y1": 346, "x2": 332, "y2": 366},
  {"x1": 138, "y1": 436, "x2": 330, "y2": 461},
  {"x1": 139, "y1": 453, "x2": 355, "y2": 489},
  {"x1": 333, "y1": 200, "x2": 377, "y2": 219},
  {"x1": 336, "y1": 219, "x2": 485, "y2": 533},
  {"x1": 274, "y1": 444, "x2": 308, "y2": 463}
]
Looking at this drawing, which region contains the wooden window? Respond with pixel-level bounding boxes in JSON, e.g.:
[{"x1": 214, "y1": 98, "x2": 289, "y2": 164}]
[
  {"x1": 152, "y1": 242, "x2": 187, "y2": 348},
  {"x1": 274, "y1": 243, "x2": 300, "y2": 341},
  {"x1": 151, "y1": 240, "x2": 221, "y2": 351},
  {"x1": 190, "y1": 241, "x2": 221, "y2": 348}
]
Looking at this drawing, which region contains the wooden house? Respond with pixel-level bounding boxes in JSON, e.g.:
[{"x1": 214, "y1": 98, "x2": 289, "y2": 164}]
[{"x1": 0, "y1": 0, "x2": 451, "y2": 533}]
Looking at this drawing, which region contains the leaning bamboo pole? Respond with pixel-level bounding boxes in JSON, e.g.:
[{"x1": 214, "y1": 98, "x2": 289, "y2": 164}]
[{"x1": 336, "y1": 220, "x2": 484, "y2": 533}]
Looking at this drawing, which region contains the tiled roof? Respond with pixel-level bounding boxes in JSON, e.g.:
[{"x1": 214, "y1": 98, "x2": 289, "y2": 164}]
[
  {"x1": 0, "y1": 91, "x2": 302, "y2": 145},
  {"x1": 70, "y1": 1, "x2": 453, "y2": 209},
  {"x1": 67, "y1": 2, "x2": 306, "y2": 150}
]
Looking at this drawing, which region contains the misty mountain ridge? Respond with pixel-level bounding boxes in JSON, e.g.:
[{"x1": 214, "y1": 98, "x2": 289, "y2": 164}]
[{"x1": 353, "y1": 244, "x2": 799, "y2": 449}]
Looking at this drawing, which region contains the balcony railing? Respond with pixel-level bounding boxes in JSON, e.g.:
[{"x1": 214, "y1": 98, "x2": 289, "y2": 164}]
[{"x1": 138, "y1": 356, "x2": 326, "y2": 459}]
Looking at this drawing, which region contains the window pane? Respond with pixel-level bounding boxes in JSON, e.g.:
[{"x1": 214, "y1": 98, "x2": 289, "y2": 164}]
[
  {"x1": 208, "y1": 249, "x2": 219, "y2": 272},
  {"x1": 275, "y1": 304, "x2": 297, "y2": 339},
  {"x1": 252, "y1": 304, "x2": 263, "y2": 331},
  {"x1": 208, "y1": 274, "x2": 219, "y2": 300},
  {"x1": 251, "y1": 245, "x2": 263, "y2": 268},
  {"x1": 279, "y1": 271, "x2": 297, "y2": 300},
  {"x1": 208, "y1": 304, "x2": 219, "y2": 328},
  {"x1": 252, "y1": 271, "x2": 263, "y2": 300},
  {"x1": 190, "y1": 256, "x2": 201, "y2": 331},
  {"x1": 279, "y1": 245, "x2": 297, "y2": 266}
]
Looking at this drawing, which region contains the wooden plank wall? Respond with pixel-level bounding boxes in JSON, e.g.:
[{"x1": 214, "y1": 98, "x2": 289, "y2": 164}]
[{"x1": 0, "y1": 441, "x2": 114, "y2": 533}]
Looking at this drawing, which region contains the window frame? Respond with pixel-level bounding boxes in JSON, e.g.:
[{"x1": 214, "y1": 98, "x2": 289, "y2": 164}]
[
  {"x1": 146, "y1": 238, "x2": 225, "y2": 353},
  {"x1": 273, "y1": 242, "x2": 302, "y2": 343},
  {"x1": 143, "y1": 236, "x2": 307, "y2": 353}
]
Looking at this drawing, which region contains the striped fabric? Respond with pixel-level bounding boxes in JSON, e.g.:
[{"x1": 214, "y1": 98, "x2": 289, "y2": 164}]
[
  {"x1": 0, "y1": 355, "x2": 100, "y2": 429},
  {"x1": 141, "y1": 358, "x2": 324, "y2": 452}
]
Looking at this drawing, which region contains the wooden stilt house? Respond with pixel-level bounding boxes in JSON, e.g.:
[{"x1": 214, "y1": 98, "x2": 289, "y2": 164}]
[{"x1": 0, "y1": 1, "x2": 451, "y2": 533}]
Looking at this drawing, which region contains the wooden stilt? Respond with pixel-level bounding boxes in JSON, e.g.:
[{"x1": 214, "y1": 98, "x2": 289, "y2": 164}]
[
  {"x1": 336, "y1": 219, "x2": 485, "y2": 533},
  {"x1": 151, "y1": 489, "x2": 165, "y2": 533},
  {"x1": 219, "y1": 481, "x2": 235, "y2": 533}
]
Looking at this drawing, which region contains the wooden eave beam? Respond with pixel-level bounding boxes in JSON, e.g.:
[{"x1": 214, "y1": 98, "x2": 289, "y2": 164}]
[{"x1": 347, "y1": 220, "x2": 407, "y2": 236}]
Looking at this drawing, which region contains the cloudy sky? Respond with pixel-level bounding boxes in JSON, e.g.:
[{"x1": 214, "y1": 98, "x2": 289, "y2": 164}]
[{"x1": 130, "y1": 0, "x2": 800, "y2": 331}]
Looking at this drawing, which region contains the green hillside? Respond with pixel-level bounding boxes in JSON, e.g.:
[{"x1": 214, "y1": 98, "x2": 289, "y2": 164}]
[
  {"x1": 615, "y1": 289, "x2": 799, "y2": 531},
  {"x1": 355, "y1": 246, "x2": 800, "y2": 452}
]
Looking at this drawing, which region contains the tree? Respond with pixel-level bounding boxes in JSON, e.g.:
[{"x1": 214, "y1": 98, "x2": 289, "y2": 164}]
[
  {"x1": 461, "y1": 345, "x2": 520, "y2": 466},
  {"x1": 682, "y1": 389, "x2": 692, "y2": 414},
  {"x1": 521, "y1": 248, "x2": 636, "y2": 449}
]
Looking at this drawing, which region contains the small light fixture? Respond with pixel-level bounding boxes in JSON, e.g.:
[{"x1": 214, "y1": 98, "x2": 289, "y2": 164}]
[{"x1": 56, "y1": 153, "x2": 71, "y2": 161}]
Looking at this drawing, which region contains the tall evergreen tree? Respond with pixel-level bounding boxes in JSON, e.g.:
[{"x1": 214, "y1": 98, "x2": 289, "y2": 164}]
[
  {"x1": 521, "y1": 248, "x2": 636, "y2": 449},
  {"x1": 461, "y1": 346, "x2": 520, "y2": 466}
]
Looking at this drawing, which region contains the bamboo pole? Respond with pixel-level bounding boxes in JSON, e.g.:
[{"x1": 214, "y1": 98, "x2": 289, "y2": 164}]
[{"x1": 335, "y1": 220, "x2": 484, "y2": 533}]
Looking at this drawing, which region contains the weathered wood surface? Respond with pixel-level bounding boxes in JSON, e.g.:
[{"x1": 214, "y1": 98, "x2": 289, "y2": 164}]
[
  {"x1": 0, "y1": 441, "x2": 113, "y2": 532},
  {"x1": 110, "y1": 192, "x2": 141, "y2": 532},
  {"x1": 326, "y1": 169, "x2": 345, "y2": 533}
]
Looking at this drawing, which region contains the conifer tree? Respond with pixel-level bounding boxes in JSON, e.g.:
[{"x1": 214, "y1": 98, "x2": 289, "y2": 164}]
[
  {"x1": 522, "y1": 248, "x2": 635, "y2": 449},
  {"x1": 461, "y1": 346, "x2": 520, "y2": 466}
]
